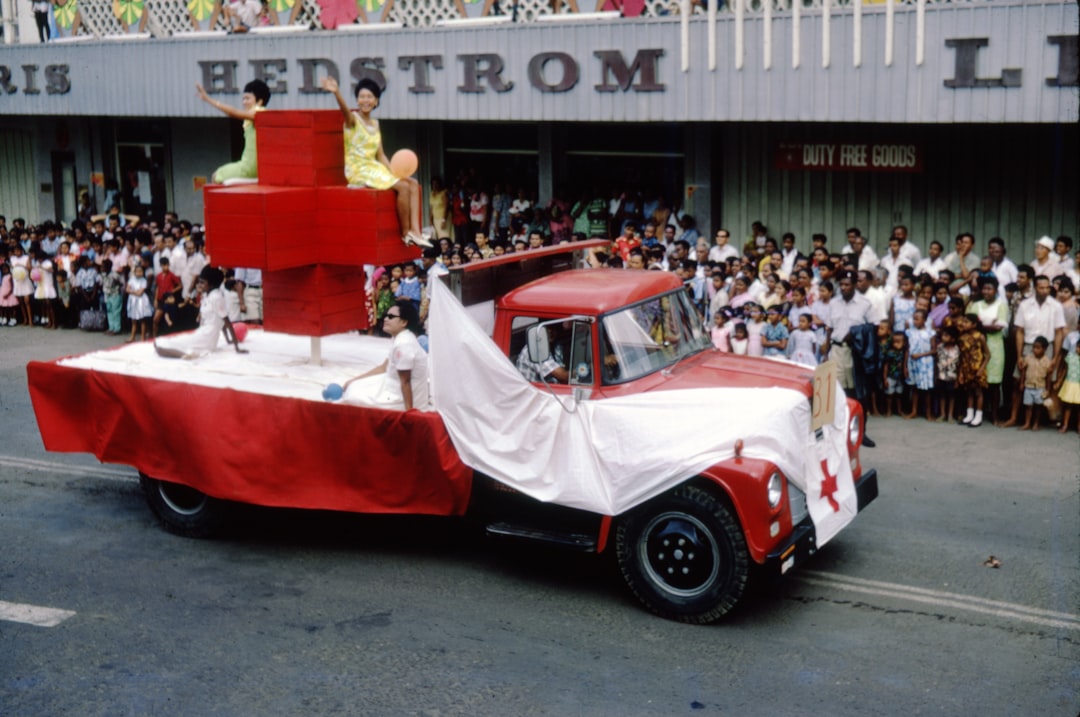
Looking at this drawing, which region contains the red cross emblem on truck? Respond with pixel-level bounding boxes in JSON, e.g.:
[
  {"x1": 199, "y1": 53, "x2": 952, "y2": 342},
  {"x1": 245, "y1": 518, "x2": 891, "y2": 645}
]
[{"x1": 820, "y1": 458, "x2": 840, "y2": 512}]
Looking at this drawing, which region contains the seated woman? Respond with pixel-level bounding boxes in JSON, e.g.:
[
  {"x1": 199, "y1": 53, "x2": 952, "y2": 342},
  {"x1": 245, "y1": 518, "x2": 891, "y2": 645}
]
[
  {"x1": 338, "y1": 299, "x2": 430, "y2": 411},
  {"x1": 196, "y1": 79, "x2": 270, "y2": 184},
  {"x1": 155, "y1": 266, "x2": 246, "y2": 359},
  {"x1": 320, "y1": 76, "x2": 431, "y2": 248}
]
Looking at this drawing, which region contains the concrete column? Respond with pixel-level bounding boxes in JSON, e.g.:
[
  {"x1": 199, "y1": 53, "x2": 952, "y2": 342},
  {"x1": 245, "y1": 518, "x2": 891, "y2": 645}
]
[
  {"x1": 537, "y1": 124, "x2": 553, "y2": 206},
  {"x1": 682, "y1": 124, "x2": 712, "y2": 240}
]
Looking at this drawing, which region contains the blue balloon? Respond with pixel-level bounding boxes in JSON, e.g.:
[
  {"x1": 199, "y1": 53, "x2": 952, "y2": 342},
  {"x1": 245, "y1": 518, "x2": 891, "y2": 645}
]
[{"x1": 322, "y1": 383, "x2": 344, "y2": 401}]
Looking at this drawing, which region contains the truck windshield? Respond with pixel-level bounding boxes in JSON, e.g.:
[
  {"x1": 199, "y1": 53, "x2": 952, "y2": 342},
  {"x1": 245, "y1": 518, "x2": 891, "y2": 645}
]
[{"x1": 598, "y1": 289, "x2": 712, "y2": 383}]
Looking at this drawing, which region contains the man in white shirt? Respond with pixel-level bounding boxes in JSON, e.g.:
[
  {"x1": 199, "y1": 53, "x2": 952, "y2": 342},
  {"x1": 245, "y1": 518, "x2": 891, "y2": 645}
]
[
  {"x1": 842, "y1": 232, "x2": 880, "y2": 272},
  {"x1": 824, "y1": 271, "x2": 885, "y2": 446},
  {"x1": 233, "y1": 267, "x2": 263, "y2": 323},
  {"x1": 1000, "y1": 275, "x2": 1067, "y2": 427},
  {"x1": 778, "y1": 232, "x2": 802, "y2": 278},
  {"x1": 180, "y1": 239, "x2": 207, "y2": 301},
  {"x1": 1014, "y1": 275, "x2": 1067, "y2": 361},
  {"x1": 1032, "y1": 235, "x2": 1065, "y2": 280},
  {"x1": 1067, "y1": 253, "x2": 1080, "y2": 290},
  {"x1": 987, "y1": 237, "x2": 1018, "y2": 301},
  {"x1": 1054, "y1": 236, "x2": 1073, "y2": 265},
  {"x1": 879, "y1": 237, "x2": 914, "y2": 294},
  {"x1": 913, "y1": 240, "x2": 948, "y2": 280},
  {"x1": 943, "y1": 232, "x2": 979, "y2": 284},
  {"x1": 167, "y1": 235, "x2": 188, "y2": 287},
  {"x1": 891, "y1": 225, "x2": 922, "y2": 269},
  {"x1": 857, "y1": 270, "x2": 890, "y2": 325},
  {"x1": 708, "y1": 228, "x2": 739, "y2": 264}
]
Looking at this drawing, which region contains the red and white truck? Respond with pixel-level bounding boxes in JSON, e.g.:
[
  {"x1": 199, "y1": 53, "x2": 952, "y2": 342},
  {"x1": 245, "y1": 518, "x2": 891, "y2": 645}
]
[{"x1": 28, "y1": 242, "x2": 877, "y2": 623}]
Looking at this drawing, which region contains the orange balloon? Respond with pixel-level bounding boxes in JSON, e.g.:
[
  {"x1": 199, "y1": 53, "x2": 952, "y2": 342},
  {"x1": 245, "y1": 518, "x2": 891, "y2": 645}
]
[{"x1": 389, "y1": 149, "x2": 419, "y2": 178}]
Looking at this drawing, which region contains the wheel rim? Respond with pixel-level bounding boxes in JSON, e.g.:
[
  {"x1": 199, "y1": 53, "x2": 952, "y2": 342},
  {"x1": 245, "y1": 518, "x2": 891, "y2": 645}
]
[
  {"x1": 637, "y1": 511, "x2": 723, "y2": 599},
  {"x1": 157, "y1": 481, "x2": 208, "y2": 516}
]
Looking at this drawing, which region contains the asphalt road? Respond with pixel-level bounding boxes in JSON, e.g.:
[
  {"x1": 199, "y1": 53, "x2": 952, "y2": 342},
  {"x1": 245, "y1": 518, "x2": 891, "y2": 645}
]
[{"x1": 1, "y1": 327, "x2": 1077, "y2": 717}]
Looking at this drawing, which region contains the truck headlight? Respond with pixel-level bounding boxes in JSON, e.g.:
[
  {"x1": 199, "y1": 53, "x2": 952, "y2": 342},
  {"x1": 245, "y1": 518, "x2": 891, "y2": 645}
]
[
  {"x1": 848, "y1": 414, "x2": 861, "y2": 446},
  {"x1": 767, "y1": 472, "x2": 784, "y2": 509}
]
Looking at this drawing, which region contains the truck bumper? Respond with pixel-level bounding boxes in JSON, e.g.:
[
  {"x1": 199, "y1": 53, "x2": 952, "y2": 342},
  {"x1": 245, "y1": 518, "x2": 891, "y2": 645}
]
[{"x1": 766, "y1": 468, "x2": 878, "y2": 576}]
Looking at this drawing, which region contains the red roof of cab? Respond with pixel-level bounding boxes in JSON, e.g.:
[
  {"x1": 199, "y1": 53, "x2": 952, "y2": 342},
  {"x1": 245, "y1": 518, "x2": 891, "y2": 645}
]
[{"x1": 498, "y1": 268, "x2": 683, "y2": 316}]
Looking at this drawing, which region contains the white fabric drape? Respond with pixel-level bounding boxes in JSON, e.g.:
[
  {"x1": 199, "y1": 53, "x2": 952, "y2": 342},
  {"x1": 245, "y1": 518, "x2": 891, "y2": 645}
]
[{"x1": 429, "y1": 279, "x2": 858, "y2": 543}]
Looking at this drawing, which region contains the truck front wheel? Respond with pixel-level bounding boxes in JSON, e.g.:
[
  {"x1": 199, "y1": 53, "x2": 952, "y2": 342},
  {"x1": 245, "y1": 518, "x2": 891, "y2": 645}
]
[
  {"x1": 615, "y1": 483, "x2": 749, "y2": 623},
  {"x1": 139, "y1": 473, "x2": 225, "y2": 538}
]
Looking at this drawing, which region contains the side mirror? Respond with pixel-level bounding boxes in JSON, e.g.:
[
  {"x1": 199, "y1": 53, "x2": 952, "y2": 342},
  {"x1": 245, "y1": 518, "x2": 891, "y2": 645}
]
[{"x1": 526, "y1": 324, "x2": 551, "y2": 364}]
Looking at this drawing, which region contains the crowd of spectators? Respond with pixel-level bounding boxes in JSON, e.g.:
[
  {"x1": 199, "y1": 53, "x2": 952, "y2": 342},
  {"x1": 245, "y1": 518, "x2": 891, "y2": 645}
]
[
  {"x1": 0, "y1": 210, "x2": 222, "y2": 342},
  {"x1": 3, "y1": 186, "x2": 1079, "y2": 432},
  {"x1": 413, "y1": 178, "x2": 1080, "y2": 432}
]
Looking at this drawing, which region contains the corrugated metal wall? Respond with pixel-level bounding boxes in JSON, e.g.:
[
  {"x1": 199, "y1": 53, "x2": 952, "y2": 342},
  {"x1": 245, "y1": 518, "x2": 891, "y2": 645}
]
[
  {"x1": 717, "y1": 123, "x2": 1079, "y2": 258},
  {"x1": 0, "y1": 130, "x2": 36, "y2": 222},
  {"x1": 1, "y1": 2, "x2": 1075, "y2": 123}
]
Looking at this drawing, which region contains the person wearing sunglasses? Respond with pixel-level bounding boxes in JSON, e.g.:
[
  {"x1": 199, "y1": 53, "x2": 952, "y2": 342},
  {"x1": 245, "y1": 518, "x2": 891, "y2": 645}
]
[{"x1": 338, "y1": 299, "x2": 429, "y2": 411}]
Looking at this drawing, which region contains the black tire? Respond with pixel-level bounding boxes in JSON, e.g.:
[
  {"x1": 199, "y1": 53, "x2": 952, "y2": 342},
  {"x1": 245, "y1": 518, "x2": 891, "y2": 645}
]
[
  {"x1": 615, "y1": 483, "x2": 750, "y2": 623},
  {"x1": 139, "y1": 473, "x2": 225, "y2": 538}
]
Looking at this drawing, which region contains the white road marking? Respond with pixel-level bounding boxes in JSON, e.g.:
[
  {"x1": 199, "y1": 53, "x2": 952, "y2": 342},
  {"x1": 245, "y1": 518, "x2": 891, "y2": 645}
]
[
  {"x1": 0, "y1": 600, "x2": 76, "y2": 627},
  {"x1": 0, "y1": 453, "x2": 136, "y2": 482},
  {"x1": 800, "y1": 570, "x2": 1080, "y2": 631}
]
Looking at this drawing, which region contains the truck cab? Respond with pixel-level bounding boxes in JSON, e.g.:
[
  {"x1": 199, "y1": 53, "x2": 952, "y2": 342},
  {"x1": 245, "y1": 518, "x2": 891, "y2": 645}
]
[{"x1": 449, "y1": 244, "x2": 877, "y2": 623}]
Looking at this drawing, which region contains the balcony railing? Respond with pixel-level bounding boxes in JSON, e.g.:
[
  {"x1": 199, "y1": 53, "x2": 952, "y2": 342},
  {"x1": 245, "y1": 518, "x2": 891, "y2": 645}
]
[{"x1": 0, "y1": 0, "x2": 1038, "y2": 43}]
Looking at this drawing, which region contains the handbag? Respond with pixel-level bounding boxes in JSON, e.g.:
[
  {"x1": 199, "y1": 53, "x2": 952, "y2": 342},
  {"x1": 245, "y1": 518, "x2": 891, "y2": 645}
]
[{"x1": 79, "y1": 308, "x2": 107, "y2": 331}]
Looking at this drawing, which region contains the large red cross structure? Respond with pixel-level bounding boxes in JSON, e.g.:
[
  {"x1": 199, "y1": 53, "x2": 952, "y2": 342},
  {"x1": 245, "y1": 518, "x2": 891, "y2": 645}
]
[{"x1": 202, "y1": 110, "x2": 419, "y2": 337}]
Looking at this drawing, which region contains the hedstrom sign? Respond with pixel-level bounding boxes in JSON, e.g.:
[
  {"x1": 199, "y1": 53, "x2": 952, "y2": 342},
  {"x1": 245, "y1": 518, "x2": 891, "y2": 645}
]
[{"x1": 2, "y1": 35, "x2": 1075, "y2": 98}]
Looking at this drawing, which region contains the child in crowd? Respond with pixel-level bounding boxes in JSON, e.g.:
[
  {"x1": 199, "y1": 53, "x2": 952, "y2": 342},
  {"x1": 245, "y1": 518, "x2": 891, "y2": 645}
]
[
  {"x1": 936, "y1": 325, "x2": 960, "y2": 421},
  {"x1": 881, "y1": 331, "x2": 908, "y2": 417},
  {"x1": 729, "y1": 322, "x2": 749, "y2": 355},
  {"x1": 101, "y1": 259, "x2": 124, "y2": 335},
  {"x1": 788, "y1": 313, "x2": 819, "y2": 367},
  {"x1": 943, "y1": 297, "x2": 965, "y2": 332},
  {"x1": 1019, "y1": 336, "x2": 1053, "y2": 431},
  {"x1": 395, "y1": 262, "x2": 422, "y2": 313},
  {"x1": 870, "y1": 321, "x2": 892, "y2": 416},
  {"x1": 956, "y1": 313, "x2": 989, "y2": 427},
  {"x1": 373, "y1": 268, "x2": 394, "y2": 327},
  {"x1": 744, "y1": 304, "x2": 765, "y2": 358},
  {"x1": 125, "y1": 264, "x2": 152, "y2": 343},
  {"x1": 905, "y1": 309, "x2": 935, "y2": 419},
  {"x1": 891, "y1": 275, "x2": 917, "y2": 332},
  {"x1": 55, "y1": 270, "x2": 74, "y2": 329},
  {"x1": 0, "y1": 263, "x2": 16, "y2": 326},
  {"x1": 33, "y1": 248, "x2": 56, "y2": 329},
  {"x1": 1055, "y1": 340, "x2": 1080, "y2": 434},
  {"x1": 761, "y1": 306, "x2": 789, "y2": 357},
  {"x1": 710, "y1": 310, "x2": 731, "y2": 351}
]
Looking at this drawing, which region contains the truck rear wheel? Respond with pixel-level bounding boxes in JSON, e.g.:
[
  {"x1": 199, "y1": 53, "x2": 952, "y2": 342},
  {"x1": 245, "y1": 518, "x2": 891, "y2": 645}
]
[
  {"x1": 139, "y1": 473, "x2": 225, "y2": 538},
  {"x1": 615, "y1": 483, "x2": 749, "y2": 623}
]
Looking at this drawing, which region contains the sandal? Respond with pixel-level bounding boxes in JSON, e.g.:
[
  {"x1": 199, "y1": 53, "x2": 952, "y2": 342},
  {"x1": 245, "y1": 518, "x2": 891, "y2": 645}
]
[{"x1": 403, "y1": 232, "x2": 433, "y2": 249}]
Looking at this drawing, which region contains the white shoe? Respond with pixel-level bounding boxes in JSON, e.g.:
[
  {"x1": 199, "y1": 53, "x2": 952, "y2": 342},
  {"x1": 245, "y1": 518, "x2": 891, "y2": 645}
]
[{"x1": 404, "y1": 232, "x2": 433, "y2": 249}]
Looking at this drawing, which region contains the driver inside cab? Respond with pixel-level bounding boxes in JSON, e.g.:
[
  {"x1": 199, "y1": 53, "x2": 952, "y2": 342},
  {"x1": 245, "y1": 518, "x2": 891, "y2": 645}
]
[{"x1": 516, "y1": 322, "x2": 571, "y2": 384}]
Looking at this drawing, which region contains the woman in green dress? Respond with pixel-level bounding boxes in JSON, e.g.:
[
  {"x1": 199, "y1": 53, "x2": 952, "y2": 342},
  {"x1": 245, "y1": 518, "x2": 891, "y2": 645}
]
[
  {"x1": 967, "y1": 276, "x2": 1009, "y2": 423},
  {"x1": 321, "y1": 76, "x2": 430, "y2": 248},
  {"x1": 196, "y1": 79, "x2": 270, "y2": 183}
]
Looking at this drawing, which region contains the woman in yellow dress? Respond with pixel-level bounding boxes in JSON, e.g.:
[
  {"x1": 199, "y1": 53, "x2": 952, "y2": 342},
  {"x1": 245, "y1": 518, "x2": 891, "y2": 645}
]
[
  {"x1": 196, "y1": 80, "x2": 270, "y2": 183},
  {"x1": 321, "y1": 76, "x2": 430, "y2": 248}
]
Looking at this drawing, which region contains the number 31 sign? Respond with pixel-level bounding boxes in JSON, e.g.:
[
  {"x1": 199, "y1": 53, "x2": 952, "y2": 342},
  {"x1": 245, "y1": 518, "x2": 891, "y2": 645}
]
[{"x1": 812, "y1": 360, "x2": 837, "y2": 431}]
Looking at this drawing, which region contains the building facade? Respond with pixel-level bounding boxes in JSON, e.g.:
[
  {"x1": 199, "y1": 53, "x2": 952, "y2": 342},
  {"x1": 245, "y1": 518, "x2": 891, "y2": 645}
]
[{"x1": 1, "y1": 0, "x2": 1077, "y2": 255}]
